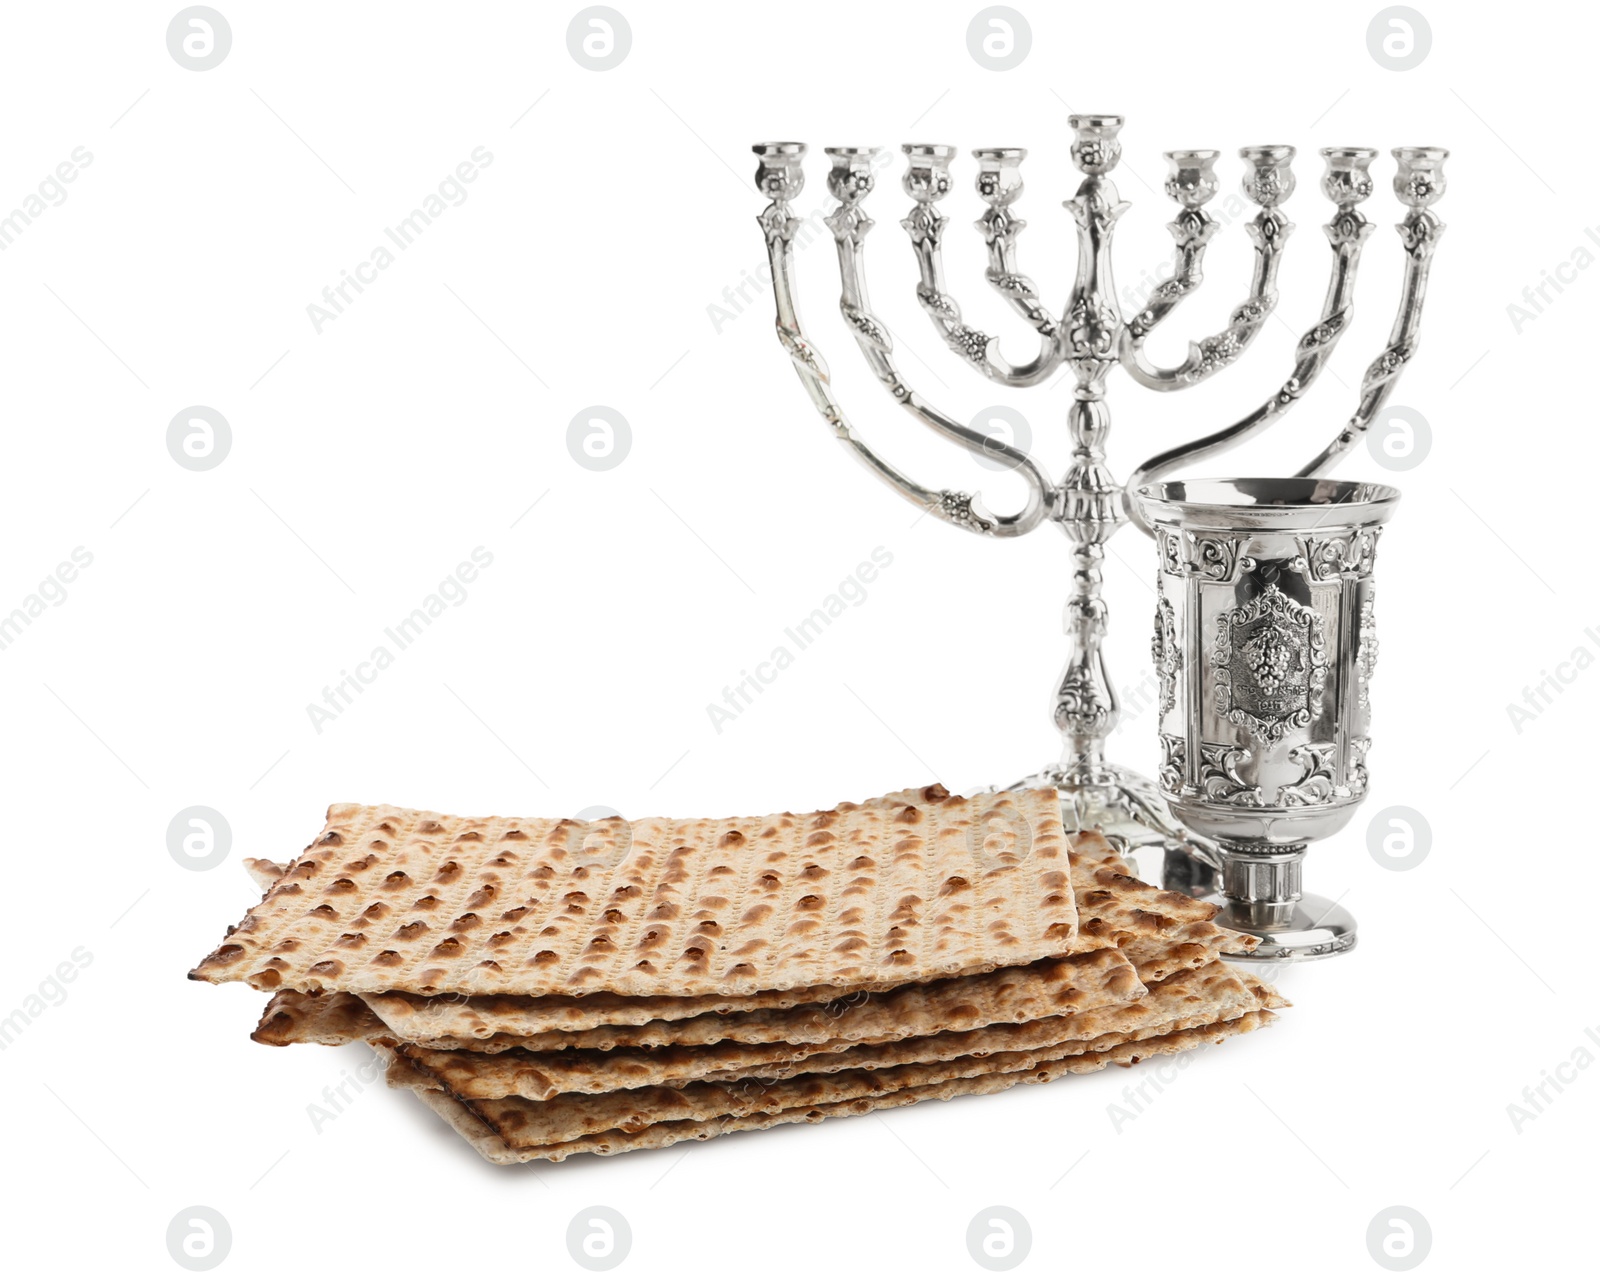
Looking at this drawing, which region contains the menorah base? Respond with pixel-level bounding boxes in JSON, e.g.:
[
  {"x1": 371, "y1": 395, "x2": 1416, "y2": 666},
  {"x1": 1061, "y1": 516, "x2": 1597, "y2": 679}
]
[
  {"x1": 1212, "y1": 894, "x2": 1359, "y2": 963},
  {"x1": 1005, "y1": 761, "x2": 1222, "y2": 899}
]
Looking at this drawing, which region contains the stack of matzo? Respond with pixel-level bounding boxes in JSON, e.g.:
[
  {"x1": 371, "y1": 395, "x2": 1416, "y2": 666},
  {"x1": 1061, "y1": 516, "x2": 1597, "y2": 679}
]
[{"x1": 191, "y1": 784, "x2": 1284, "y2": 1163}]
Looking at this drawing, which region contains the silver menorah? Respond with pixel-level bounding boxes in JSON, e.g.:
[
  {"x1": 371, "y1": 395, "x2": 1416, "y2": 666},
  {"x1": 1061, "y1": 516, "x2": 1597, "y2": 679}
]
[{"x1": 752, "y1": 114, "x2": 1446, "y2": 946}]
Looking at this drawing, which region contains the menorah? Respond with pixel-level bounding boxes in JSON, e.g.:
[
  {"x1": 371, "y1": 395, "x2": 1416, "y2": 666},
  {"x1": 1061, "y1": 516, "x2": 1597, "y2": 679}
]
[{"x1": 751, "y1": 114, "x2": 1446, "y2": 937}]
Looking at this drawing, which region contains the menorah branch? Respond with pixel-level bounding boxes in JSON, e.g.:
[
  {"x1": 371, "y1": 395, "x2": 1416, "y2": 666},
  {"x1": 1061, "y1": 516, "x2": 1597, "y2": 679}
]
[
  {"x1": 822, "y1": 147, "x2": 1053, "y2": 533},
  {"x1": 753, "y1": 142, "x2": 1049, "y2": 537},
  {"x1": 901, "y1": 145, "x2": 1062, "y2": 387},
  {"x1": 1117, "y1": 147, "x2": 1294, "y2": 391},
  {"x1": 1299, "y1": 148, "x2": 1448, "y2": 475},
  {"x1": 1123, "y1": 147, "x2": 1387, "y2": 527}
]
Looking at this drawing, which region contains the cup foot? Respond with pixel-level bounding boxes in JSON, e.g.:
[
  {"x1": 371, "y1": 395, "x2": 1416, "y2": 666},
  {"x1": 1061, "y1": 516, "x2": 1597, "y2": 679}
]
[
  {"x1": 1215, "y1": 892, "x2": 1357, "y2": 962},
  {"x1": 998, "y1": 763, "x2": 1356, "y2": 960}
]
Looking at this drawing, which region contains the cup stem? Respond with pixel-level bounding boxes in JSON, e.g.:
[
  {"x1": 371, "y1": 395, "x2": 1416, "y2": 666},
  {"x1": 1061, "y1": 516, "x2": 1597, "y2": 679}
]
[{"x1": 1219, "y1": 843, "x2": 1307, "y2": 904}]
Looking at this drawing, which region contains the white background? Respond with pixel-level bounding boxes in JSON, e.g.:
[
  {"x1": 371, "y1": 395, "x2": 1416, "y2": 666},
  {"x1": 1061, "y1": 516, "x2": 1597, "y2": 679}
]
[{"x1": 2, "y1": 2, "x2": 1592, "y2": 1273}]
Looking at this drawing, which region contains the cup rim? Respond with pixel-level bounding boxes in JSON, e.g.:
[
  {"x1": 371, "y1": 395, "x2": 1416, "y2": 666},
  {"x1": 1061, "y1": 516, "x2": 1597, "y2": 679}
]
[{"x1": 1135, "y1": 476, "x2": 1400, "y2": 528}]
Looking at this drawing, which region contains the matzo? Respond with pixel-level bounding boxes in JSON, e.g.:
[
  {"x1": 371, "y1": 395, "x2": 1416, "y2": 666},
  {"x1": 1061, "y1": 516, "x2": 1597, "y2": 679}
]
[
  {"x1": 258, "y1": 944, "x2": 1142, "y2": 1053},
  {"x1": 348, "y1": 843, "x2": 1230, "y2": 1045},
  {"x1": 255, "y1": 848, "x2": 1243, "y2": 1053},
  {"x1": 397, "y1": 1013, "x2": 1275, "y2": 1162},
  {"x1": 253, "y1": 990, "x2": 388, "y2": 1047},
  {"x1": 434, "y1": 1006, "x2": 1266, "y2": 1145},
  {"x1": 396, "y1": 960, "x2": 1283, "y2": 1099},
  {"x1": 191, "y1": 787, "x2": 1079, "y2": 998}
]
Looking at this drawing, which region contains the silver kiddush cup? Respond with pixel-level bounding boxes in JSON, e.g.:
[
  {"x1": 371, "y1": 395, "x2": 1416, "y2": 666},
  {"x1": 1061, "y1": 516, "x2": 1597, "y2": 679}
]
[{"x1": 1137, "y1": 478, "x2": 1399, "y2": 960}]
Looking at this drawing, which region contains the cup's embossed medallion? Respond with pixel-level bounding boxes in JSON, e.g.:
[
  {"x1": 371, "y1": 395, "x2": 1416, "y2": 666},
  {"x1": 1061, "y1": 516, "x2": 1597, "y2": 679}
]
[{"x1": 1213, "y1": 584, "x2": 1327, "y2": 743}]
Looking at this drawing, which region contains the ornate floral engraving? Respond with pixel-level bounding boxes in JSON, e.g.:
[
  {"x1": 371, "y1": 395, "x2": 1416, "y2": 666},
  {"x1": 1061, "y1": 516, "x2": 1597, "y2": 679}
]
[
  {"x1": 824, "y1": 202, "x2": 874, "y2": 246},
  {"x1": 1152, "y1": 594, "x2": 1180, "y2": 720},
  {"x1": 1291, "y1": 310, "x2": 1350, "y2": 380},
  {"x1": 977, "y1": 205, "x2": 1023, "y2": 245},
  {"x1": 839, "y1": 302, "x2": 891, "y2": 351},
  {"x1": 1158, "y1": 733, "x2": 1186, "y2": 795},
  {"x1": 1069, "y1": 130, "x2": 1121, "y2": 174},
  {"x1": 987, "y1": 271, "x2": 1035, "y2": 299},
  {"x1": 1298, "y1": 529, "x2": 1380, "y2": 580},
  {"x1": 935, "y1": 491, "x2": 994, "y2": 534},
  {"x1": 1157, "y1": 528, "x2": 1184, "y2": 576},
  {"x1": 914, "y1": 286, "x2": 960, "y2": 322},
  {"x1": 1348, "y1": 736, "x2": 1371, "y2": 798},
  {"x1": 1194, "y1": 536, "x2": 1248, "y2": 581},
  {"x1": 1189, "y1": 328, "x2": 1247, "y2": 379},
  {"x1": 1064, "y1": 296, "x2": 1119, "y2": 360},
  {"x1": 1197, "y1": 744, "x2": 1263, "y2": 806},
  {"x1": 1326, "y1": 208, "x2": 1371, "y2": 248},
  {"x1": 1278, "y1": 743, "x2": 1338, "y2": 806},
  {"x1": 946, "y1": 324, "x2": 992, "y2": 365},
  {"x1": 1154, "y1": 529, "x2": 1250, "y2": 582},
  {"x1": 777, "y1": 326, "x2": 824, "y2": 378},
  {"x1": 757, "y1": 202, "x2": 798, "y2": 247},
  {"x1": 899, "y1": 203, "x2": 944, "y2": 247},
  {"x1": 1399, "y1": 208, "x2": 1443, "y2": 252},
  {"x1": 1213, "y1": 584, "x2": 1328, "y2": 743},
  {"x1": 1054, "y1": 668, "x2": 1113, "y2": 735},
  {"x1": 1356, "y1": 596, "x2": 1379, "y2": 711}
]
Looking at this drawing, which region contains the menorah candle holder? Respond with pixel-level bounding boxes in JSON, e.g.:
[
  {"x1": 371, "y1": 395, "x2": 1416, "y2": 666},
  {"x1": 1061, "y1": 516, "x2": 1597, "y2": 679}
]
[{"x1": 753, "y1": 116, "x2": 1446, "y2": 957}]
